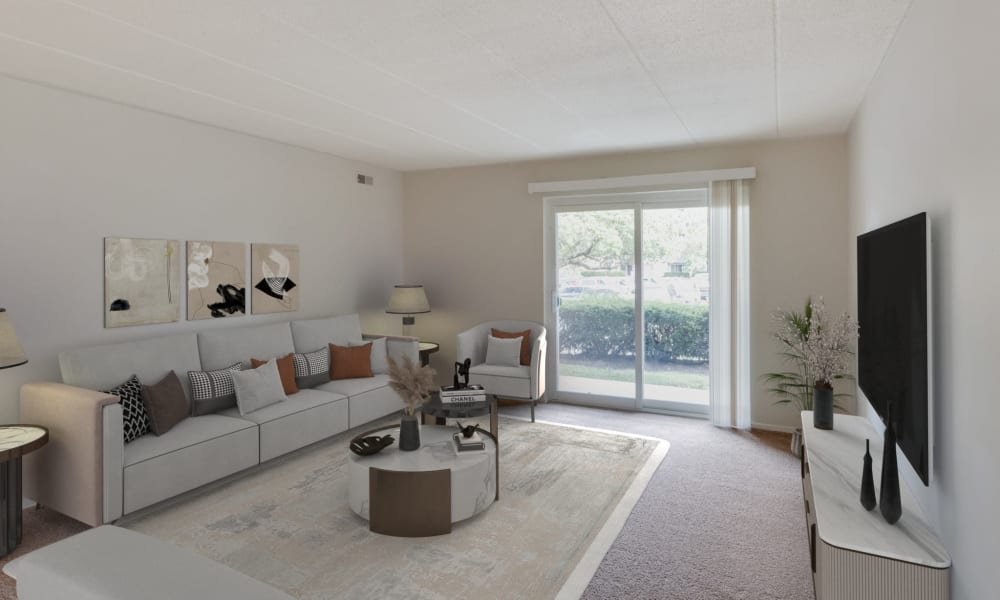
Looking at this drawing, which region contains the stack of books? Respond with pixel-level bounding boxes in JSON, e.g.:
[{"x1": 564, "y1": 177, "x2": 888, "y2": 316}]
[
  {"x1": 439, "y1": 384, "x2": 487, "y2": 404},
  {"x1": 453, "y1": 431, "x2": 486, "y2": 453}
]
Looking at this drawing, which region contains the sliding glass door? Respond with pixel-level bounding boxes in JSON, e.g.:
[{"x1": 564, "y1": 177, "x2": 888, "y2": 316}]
[{"x1": 548, "y1": 190, "x2": 710, "y2": 416}]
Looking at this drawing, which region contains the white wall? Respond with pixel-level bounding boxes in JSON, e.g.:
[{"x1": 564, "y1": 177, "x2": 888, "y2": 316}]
[
  {"x1": 0, "y1": 75, "x2": 404, "y2": 423},
  {"x1": 403, "y1": 136, "x2": 849, "y2": 431},
  {"x1": 848, "y1": 0, "x2": 1000, "y2": 597}
]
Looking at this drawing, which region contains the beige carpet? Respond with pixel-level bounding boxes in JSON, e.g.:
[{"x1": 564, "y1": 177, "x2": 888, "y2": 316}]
[{"x1": 109, "y1": 416, "x2": 665, "y2": 599}]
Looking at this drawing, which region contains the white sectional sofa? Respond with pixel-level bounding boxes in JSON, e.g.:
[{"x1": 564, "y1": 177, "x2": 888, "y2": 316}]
[{"x1": 20, "y1": 314, "x2": 416, "y2": 527}]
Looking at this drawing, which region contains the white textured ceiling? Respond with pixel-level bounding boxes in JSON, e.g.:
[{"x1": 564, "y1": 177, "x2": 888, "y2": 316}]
[{"x1": 0, "y1": 0, "x2": 910, "y2": 171}]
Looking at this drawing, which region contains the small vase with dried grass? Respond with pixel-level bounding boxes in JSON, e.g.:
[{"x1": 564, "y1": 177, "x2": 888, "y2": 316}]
[{"x1": 387, "y1": 355, "x2": 437, "y2": 451}]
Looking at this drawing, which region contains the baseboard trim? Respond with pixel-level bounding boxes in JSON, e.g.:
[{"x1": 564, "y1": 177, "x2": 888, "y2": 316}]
[{"x1": 751, "y1": 421, "x2": 798, "y2": 433}]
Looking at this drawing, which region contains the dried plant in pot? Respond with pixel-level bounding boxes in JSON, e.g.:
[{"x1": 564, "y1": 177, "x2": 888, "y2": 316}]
[
  {"x1": 766, "y1": 297, "x2": 858, "y2": 448},
  {"x1": 387, "y1": 354, "x2": 437, "y2": 451}
]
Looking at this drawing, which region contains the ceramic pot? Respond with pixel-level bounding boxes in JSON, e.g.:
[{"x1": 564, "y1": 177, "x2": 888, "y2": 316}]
[
  {"x1": 813, "y1": 387, "x2": 834, "y2": 430},
  {"x1": 399, "y1": 415, "x2": 420, "y2": 451}
]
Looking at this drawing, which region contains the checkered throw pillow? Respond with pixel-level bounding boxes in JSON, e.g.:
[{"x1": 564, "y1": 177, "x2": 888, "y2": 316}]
[
  {"x1": 188, "y1": 362, "x2": 243, "y2": 416},
  {"x1": 293, "y1": 347, "x2": 330, "y2": 389},
  {"x1": 103, "y1": 375, "x2": 150, "y2": 444}
]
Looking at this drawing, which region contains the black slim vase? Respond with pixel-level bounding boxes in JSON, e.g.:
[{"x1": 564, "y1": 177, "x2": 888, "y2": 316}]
[
  {"x1": 813, "y1": 387, "x2": 834, "y2": 430},
  {"x1": 860, "y1": 438, "x2": 877, "y2": 511},
  {"x1": 879, "y1": 420, "x2": 902, "y2": 524}
]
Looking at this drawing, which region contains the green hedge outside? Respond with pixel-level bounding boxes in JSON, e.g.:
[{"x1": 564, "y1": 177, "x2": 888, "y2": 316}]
[{"x1": 559, "y1": 298, "x2": 709, "y2": 363}]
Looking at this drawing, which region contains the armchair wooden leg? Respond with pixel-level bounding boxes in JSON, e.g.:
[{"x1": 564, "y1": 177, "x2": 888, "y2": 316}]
[{"x1": 531, "y1": 400, "x2": 535, "y2": 423}]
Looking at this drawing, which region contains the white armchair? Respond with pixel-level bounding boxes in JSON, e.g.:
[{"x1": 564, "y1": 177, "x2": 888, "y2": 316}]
[{"x1": 455, "y1": 320, "x2": 546, "y2": 422}]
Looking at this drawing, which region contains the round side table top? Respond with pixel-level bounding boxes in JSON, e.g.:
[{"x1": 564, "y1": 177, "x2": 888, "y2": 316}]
[
  {"x1": 0, "y1": 425, "x2": 48, "y2": 462},
  {"x1": 418, "y1": 342, "x2": 439, "y2": 353}
]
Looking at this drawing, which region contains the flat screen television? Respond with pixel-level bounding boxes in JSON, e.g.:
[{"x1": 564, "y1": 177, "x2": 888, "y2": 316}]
[{"x1": 857, "y1": 212, "x2": 932, "y2": 486}]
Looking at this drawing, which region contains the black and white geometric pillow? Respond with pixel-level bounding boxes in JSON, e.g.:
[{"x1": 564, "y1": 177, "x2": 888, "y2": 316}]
[
  {"x1": 103, "y1": 375, "x2": 150, "y2": 444},
  {"x1": 293, "y1": 346, "x2": 330, "y2": 389},
  {"x1": 188, "y1": 362, "x2": 244, "y2": 416}
]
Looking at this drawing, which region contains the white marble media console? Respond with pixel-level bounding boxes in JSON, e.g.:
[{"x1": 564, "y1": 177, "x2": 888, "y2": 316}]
[{"x1": 800, "y1": 412, "x2": 950, "y2": 600}]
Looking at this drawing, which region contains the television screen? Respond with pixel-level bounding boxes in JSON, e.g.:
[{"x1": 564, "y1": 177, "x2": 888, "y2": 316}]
[{"x1": 857, "y1": 212, "x2": 931, "y2": 485}]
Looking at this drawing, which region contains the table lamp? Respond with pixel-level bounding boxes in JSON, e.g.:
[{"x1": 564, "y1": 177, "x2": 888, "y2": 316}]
[
  {"x1": 386, "y1": 285, "x2": 430, "y2": 337},
  {"x1": 0, "y1": 308, "x2": 27, "y2": 370}
]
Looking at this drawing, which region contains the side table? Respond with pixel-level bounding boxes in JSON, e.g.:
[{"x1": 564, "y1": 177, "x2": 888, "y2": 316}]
[
  {"x1": 0, "y1": 425, "x2": 48, "y2": 557},
  {"x1": 417, "y1": 341, "x2": 439, "y2": 367}
]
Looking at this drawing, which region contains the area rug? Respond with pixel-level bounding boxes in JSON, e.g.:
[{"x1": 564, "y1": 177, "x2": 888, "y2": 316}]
[{"x1": 118, "y1": 416, "x2": 668, "y2": 599}]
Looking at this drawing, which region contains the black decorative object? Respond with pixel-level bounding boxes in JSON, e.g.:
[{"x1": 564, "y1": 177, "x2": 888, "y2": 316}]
[
  {"x1": 879, "y1": 406, "x2": 902, "y2": 524},
  {"x1": 399, "y1": 415, "x2": 420, "y2": 451},
  {"x1": 813, "y1": 386, "x2": 834, "y2": 430},
  {"x1": 456, "y1": 421, "x2": 480, "y2": 439},
  {"x1": 453, "y1": 358, "x2": 471, "y2": 389},
  {"x1": 350, "y1": 434, "x2": 394, "y2": 456},
  {"x1": 860, "y1": 438, "x2": 877, "y2": 511}
]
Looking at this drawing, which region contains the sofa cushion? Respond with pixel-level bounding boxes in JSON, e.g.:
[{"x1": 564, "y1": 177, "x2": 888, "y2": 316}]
[
  {"x1": 469, "y1": 363, "x2": 531, "y2": 399},
  {"x1": 315, "y1": 374, "x2": 390, "y2": 398},
  {"x1": 60, "y1": 333, "x2": 201, "y2": 408},
  {"x1": 197, "y1": 322, "x2": 295, "y2": 371},
  {"x1": 290, "y1": 315, "x2": 362, "y2": 352},
  {"x1": 491, "y1": 328, "x2": 532, "y2": 366},
  {"x1": 329, "y1": 343, "x2": 373, "y2": 380},
  {"x1": 103, "y1": 375, "x2": 150, "y2": 444},
  {"x1": 232, "y1": 360, "x2": 287, "y2": 416},
  {"x1": 292, "y1": 347, "x2": 330, "y2": 389},
  {"x1": 124, "y1": 414, "x2": 256, "y2": 467},
  {"x1": 250, "y1": 354, "x2": 298, "y2": 395},
  {"x1": 141, "y1": 371, "x2": 188, "y2": 436},
  {"x1": 485, "y1": 335, "x2": 522, "y2": 367},
  {"x1": 352, "y1": 337, "x2": 389, "y2": 374},
  {"x1": 220, "y1": 389, "x2": 345, "y2": 425},
  {"x1": 189, "y1": 362, "x2": 243, "y2": 416}
]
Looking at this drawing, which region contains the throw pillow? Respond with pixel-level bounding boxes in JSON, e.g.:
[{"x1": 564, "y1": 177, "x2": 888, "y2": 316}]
[
  {"x1": 103, "y1": 375, "x2": 150, "y2": 443},
  {"x1": 349, "y1": 337, "x2": 389, "y2": 374},
  {"x1": 251, "y1": 353, "x2": 299, "y2": 396},
  {"x1": 491, "y1": 328, "x2": 532, "y2": 366},
  {"x1": 140, "y1": 371, "x2": 188, "y2": 436},
  {"x1": 292, "y1": 346, "x2": 330, "y2": 389},
  {"x1": 232, "y1": 359, "x2": 288, "y2": 416},
  {"x1": 485, "y1": 335, "x2": 522, "y2": 368},
  {"x1": 188, "y1": 362, "x2": 243, "y2": 416},
  {"x1": 330, "y1": 343, "x2": 374, "y2": 380}
]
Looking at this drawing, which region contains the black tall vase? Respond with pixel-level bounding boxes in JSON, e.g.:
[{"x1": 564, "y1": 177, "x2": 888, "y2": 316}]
[
  {"x1": 813, "y1": 387, "x2": 834, "y2": 430},
  {"x1": 860, "y1": 439, "x2": 877, "y2": 511},
  {"x1": 879, "y1": 420, "x2": 902, "y2": 524}
]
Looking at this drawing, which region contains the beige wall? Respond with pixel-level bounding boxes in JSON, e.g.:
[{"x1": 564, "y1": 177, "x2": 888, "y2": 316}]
[
  {"x1": 0, "y1": 75, "x2": 404, "y2": 423},
  {"x1": 403, "y1": 136, "x2": 849, "y2": 430},
  {"x1": 848, "y1": 0, "x2": 1000, "y2": 596}
]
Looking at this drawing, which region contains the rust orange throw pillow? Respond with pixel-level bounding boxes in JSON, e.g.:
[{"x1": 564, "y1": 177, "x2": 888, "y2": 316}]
[
  {"x1": 491, "y1": 328, "x2": 531, "y2": 366},
  {"x1": 329, "y1": 343, "x2": 374, "y2": 380},
  {"x1": 251, "y1": 354, "x2": 299, "y2": 396}
]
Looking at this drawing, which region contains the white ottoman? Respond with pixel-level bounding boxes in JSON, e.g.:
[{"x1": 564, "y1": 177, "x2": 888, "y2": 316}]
[{"x1": 4, "y1": 525, "x2": 294, "y2": 600}]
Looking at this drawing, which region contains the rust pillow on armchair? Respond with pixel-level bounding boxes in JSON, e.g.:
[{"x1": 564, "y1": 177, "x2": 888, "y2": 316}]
[
  {"x1": 491, "y1": 328, "x2": 532, "y2": 366},
  {"x1": 250, "y1": 353, "x2": 299, "y2": 396},
  {"x1": 329, "y1": 343, "x2": 374, "y2": 379}
]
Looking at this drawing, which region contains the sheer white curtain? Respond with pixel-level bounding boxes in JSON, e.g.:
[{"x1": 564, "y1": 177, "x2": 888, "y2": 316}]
[{"x1": 709, "y1": 180, "x2": 751, "y2": 429}]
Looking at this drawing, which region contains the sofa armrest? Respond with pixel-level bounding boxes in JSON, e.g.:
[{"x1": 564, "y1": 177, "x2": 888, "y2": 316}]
[
  {"x1": 379, "y1": 335, "x2": 419, "y2": 365},
  {"x1": 456, "y1": 327, "x2": 488, "y2": 367},
  {"x1": 21, "y1": 382, "x2": 123, "y2": 526},
  {"x1": 529, "y1": 335, "x2": 547, "y2": 400}
]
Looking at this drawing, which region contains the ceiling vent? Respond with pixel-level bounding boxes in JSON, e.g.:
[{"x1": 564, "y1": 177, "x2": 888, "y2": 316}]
[{"x1": 356, "y1": 173, "x2": 374, "y2": 186}]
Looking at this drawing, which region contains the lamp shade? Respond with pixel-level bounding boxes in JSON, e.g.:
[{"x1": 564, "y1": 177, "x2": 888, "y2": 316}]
[
  {"x1": 386, "y1": 285, "x2": 431, "y2": 315},
  {"x1": 0, "y1": 309, "x2": 27, "y2": 370}
]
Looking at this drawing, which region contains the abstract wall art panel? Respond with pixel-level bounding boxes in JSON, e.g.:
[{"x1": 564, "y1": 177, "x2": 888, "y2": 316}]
[
  {"x1": 104, "y1": 237, "x2": 181, "y2": 328},
  {"x1": 250, "y1": 243, "x2": 299, "y2": 314},
  {"x1": 187, "y1": 241, "x2": 246, "y2": 320}
]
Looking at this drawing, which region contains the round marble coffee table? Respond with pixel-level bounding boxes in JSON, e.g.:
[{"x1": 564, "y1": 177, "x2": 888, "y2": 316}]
[
  {"x1": 349, "y1": 424, "x2": 496, "y2": 537},
  {"x1": 0, "y1": 425, "x2": 48, "y2": 557}
]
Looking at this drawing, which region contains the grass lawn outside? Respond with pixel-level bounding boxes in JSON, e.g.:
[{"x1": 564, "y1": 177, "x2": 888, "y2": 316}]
[{"x1": 559, "y1": 360, "x2": 709, "y2": 390}]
